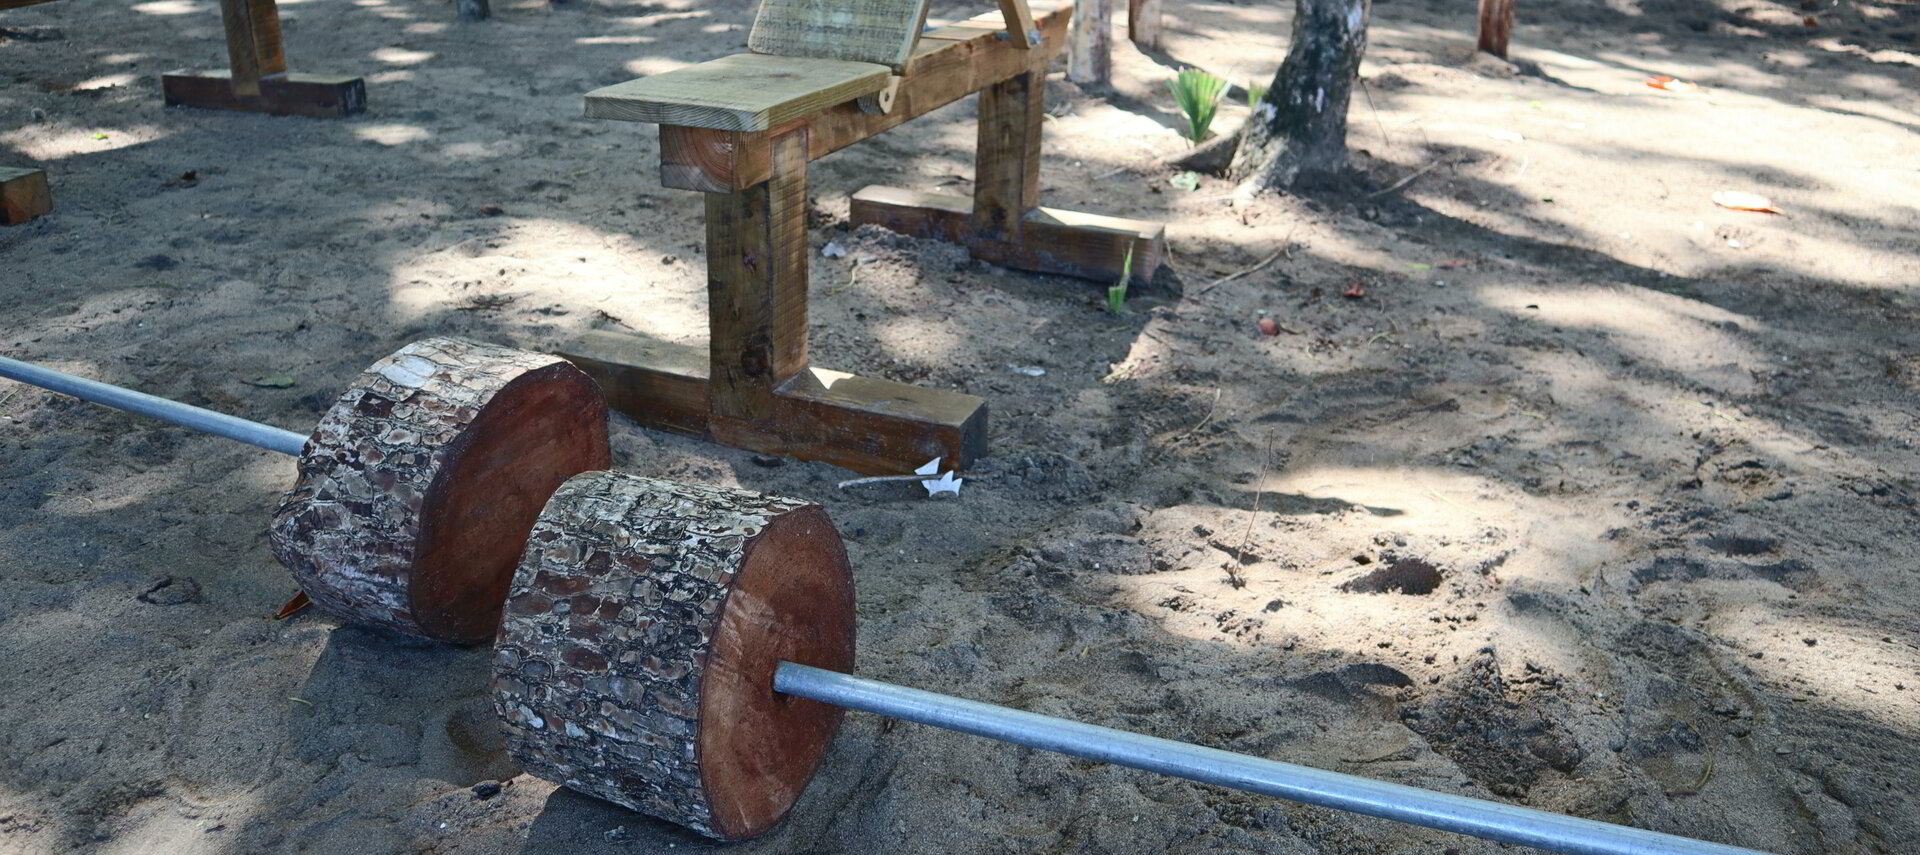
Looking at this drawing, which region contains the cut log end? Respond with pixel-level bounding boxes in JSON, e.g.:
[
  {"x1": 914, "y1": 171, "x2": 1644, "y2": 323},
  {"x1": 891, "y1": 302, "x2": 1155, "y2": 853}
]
[
  {"x1": 269, "y1": 337, "x2": 611, "y2": 643},
  {"x1": 494, "y1": 472, "x2": 855, "y2": 840}
]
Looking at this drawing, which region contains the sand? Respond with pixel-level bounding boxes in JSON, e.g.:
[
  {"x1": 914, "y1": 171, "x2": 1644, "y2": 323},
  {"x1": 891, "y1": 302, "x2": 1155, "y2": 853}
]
[{"x1": 1, "y1": 0, "x2": 1916, "y2": 852}]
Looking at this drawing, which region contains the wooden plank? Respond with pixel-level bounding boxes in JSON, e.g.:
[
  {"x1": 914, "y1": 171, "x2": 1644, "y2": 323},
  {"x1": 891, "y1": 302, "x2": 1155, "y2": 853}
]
[
  {"x1": 558, "y1": 331, "x2": 710, "y2": 436},
  {"x1": 748, "y1": 0, "x2": 932, "y2": 73},
  {"x1": 559, "y1": 331, "x2": 989, "y2": 474},
  {"x1": 705, "y1": 129, "x2": 811, "y2": 423},
  {"x1": 0, "y1": 167, "x2": 52, "y2": 226},
  {"x1": 974, "y1": 68, "x2": 1043, "y2": 243},
  {"x1": 0, "y1": 0, "x2": 61, "y2": 9},
  {"x1": 849, "y1": 186, "x2": 1164, "y2": 285},
  {"x1": 655, "y1": 3, "x2": 1073, "y2": 192},
  {"x1": 219, "y1": 0, "x2": 288, "y2": 98},
  {"x1": 161, "y1": 71, "x2": 365, "y2": 117},
  {"x1": 585, "y1": 54, "x2": 890, "y2": 132},
  {"x1": 716, "y1": 367, "x2": 988, "y2": 474}
]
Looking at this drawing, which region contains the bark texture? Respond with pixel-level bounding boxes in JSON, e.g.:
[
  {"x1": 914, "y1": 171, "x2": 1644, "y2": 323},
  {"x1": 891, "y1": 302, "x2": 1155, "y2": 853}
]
[
  {"x1": 494, "y1": 472, "x2": 854, "y2": 840},
  {"x1": 1477, "y1": 0, "x2": 1514, "y2": 59},
  {"x1": 269, "y1": 337, "x2": 609, "y2": 641},
  {"x1": 1230, "y1": 0, "x2": 1371, "y2": 191}
]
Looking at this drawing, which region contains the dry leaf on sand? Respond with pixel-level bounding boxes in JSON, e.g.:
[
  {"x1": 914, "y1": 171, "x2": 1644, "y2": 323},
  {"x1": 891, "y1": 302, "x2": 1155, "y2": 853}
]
[
  {"x1": 1712, "y1": 191, "x2": 1785, "y2": 215},
  {"x1": 1645, "y1": 75, "x2": 1703, "y2": 95}
]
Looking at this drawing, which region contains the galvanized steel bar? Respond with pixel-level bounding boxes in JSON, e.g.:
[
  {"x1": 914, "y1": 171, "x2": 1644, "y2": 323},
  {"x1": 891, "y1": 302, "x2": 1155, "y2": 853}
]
[
  {"x1": 0, "y1": 355, "x2": 308, "y2": 456},
  {"x1": 774, "y1": 663, "x2": 1770, "y2": 855}
]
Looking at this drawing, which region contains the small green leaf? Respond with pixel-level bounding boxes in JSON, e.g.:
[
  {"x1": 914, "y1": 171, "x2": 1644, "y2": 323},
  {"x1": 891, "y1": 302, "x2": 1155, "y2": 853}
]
[
  {"x1": 1406, "y1": 262, "x2": 1432, "y2": 271},
  {"x1": 93, "y1": 132, "x2": 110, "y2": 140},
  {"x1": 245, "y1": 372, "x2": 297, "y2": 388},
  {"x1": 1170, "y1": 171, "x2": 1201, "y2": 192}
]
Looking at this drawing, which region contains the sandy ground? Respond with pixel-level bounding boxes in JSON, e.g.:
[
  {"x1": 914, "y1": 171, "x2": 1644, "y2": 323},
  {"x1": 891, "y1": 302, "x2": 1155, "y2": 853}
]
[{"x1": 2, "y1": 0, "x2": 1918, "y2": 852}]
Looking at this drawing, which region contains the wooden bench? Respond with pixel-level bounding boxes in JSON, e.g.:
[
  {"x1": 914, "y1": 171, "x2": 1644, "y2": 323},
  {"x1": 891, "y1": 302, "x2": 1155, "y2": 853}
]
[
  {"x1": 561, "y1": 0, "x2": 1166, "y2": 474},
  {"x1": 159, "y1": 0, "x2": 366, "y2": 118}
]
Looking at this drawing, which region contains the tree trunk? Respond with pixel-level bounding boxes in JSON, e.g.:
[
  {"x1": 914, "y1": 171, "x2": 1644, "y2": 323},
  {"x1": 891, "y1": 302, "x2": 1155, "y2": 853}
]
[
  {"x1": 1068, "y1": 0, "x2": 1112, "y2": 85},
  {"x1": 494, "y1": 471, "x2": 855, "y2": 841},
  {"x1": 1230, "y1": 0, "x2": 1371, "y2": 192},
  {"x1": 1477, "y1": 0, "x2": 1514, "y2": 59}
]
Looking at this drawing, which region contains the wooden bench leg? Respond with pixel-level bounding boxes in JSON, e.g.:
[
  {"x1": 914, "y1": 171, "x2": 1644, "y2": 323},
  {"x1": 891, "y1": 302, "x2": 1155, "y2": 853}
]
[
  {"x1": 1, "y1": 167, "x2": 52, "y2": 226},
  {"x1": 558, "y1": 128, "x2": 989, "y2": 475},
  {"x1": 851, "y1": 69, "x2": 1165, "y2": 285},
  {"x1": 160, "y1": 0, "x2": 365, "y2": 118}
]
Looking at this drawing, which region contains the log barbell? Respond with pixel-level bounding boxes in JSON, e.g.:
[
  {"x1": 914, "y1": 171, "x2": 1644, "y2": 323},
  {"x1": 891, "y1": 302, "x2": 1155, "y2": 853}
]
[
  {"x1": 493, "y1": 471, "x2": 1770, "y2": 855},
  {"x1": 0, "y1": 337, "x2": 610, "y2": 642}
]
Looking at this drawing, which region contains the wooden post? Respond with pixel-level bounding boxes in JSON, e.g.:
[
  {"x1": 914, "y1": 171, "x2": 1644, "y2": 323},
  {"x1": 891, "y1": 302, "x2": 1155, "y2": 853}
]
[
  {"x1": 705, "y1": 129, "x2": 811, "y2": 426},
  {"x1": 218, "y1": 0, "x2": 287, "y2": 98},
  {"x1": 1068, "y1": 0, "x2": 1112, "y2": 85},
  {"x1": 0, "y1": 167, "x2": 52, "y2": 226},
  {"x1": 996, "y1": 0, "x2": 1040, "y2": 48},
  {"x1": 1128, "y1": 0, "x2": 1162, "y2": 49},
  {"x1": 1477, "y1": 0, "x2": 1513, "y2": 59},
  {"x1": 161, "y1": 0, "x2": 365, "y2": 117},
  {"x1": 973, "y1": 70, "x2": 1044, "y2": 245}
]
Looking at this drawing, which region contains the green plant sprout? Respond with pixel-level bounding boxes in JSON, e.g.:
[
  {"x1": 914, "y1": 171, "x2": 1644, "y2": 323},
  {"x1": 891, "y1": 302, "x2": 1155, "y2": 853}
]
[
  {"x1": 1168, "y1": 68, "x2": 1230, "y2": 146},
  {"x1": 1108, "y1": 246, "x2": 1135, "y2": 314},
  {"x1": 1247, "y1": 79, "x2": 1269, "y2": 111}
]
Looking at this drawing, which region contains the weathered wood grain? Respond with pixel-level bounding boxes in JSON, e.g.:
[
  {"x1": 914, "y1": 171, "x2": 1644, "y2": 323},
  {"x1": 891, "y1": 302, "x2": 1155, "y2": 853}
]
[
  {"x1": 850, "y1": 186, "x2": 1164, "y2": 284},
  {"x1": 559, "y1": 331, "x2": 990, "y2": 474},
  {"x1": 0, "y1": 167, "x2": 52, "y2": 226},
  {"x1": 160, "y1": 71, "x2": 366, "y2": 118},
  {"x1": 1128, "y1": 0, "x2": 1161, "y2": 48},
  {"x1": 495, "y1": 471, "x2": 855, "y2": 840},
  {"x1": 1477, "y1": 0, "x2": 1514, "y2": 58},
  {"x1": 973, "y1": 68, "x2": 1043, "y2": 242},
  {"x1": 654, "y1": 3, "x2": 1073, "y2": 192},
  {"x1": 706, "y1": 129, "x2": 811, "y2": 422},
  {"x1": 218, "y1": 0, "x2": 288, "y2": 97},
  {"x1": 748, "y1": 0, "x2": 932, "y2": 72},
  {"x1": 585, "y1": 54, "x2": 890, "y2": 132},
  {"x1": 270, "y1": 337, "x2": 610, "y2": 643}
]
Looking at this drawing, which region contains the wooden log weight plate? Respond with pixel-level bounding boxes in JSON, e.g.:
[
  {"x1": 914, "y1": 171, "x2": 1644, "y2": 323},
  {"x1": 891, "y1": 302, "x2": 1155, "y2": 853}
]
[
  {"x1": 269, "y1": 337, "x2": 611, "y2": 642},
  {"x1": 493, "y1": 471, "x2": 856, "y2": 840}
]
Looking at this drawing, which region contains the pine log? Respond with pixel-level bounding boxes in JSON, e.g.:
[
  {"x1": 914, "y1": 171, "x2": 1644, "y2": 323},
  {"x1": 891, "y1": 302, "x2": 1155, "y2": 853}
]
[
  {"x1": 269, "y1": 337, "x2": 610, "y2": 643},
  {"x1": 494, "y1": 471, "x2": 856, "y2": 840}
]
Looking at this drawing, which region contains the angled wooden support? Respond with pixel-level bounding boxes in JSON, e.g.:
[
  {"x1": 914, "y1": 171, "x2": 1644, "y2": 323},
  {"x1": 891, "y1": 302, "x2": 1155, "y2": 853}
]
[
  {"x1": 160, "y1": 0, "x2": 365, "y2": 117},
  {"x1": 1, "y1": 167, "x2": 52, "y2": 226}
]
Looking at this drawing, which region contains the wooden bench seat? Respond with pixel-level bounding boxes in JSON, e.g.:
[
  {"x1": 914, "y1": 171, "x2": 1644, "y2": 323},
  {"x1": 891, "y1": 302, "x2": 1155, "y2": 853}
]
[{"x1": 586, "y1": 53, "x2": 891, "y2": 132}]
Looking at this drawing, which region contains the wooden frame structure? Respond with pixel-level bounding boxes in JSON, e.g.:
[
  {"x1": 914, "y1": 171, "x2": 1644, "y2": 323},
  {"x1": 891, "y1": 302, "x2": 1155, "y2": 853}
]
[
  {"x1": 159, "y1": 0, "x2": 365, "y2": 117},
  {"x1": 564, "y1": 0, "x2": 1164, "y2": 474}
]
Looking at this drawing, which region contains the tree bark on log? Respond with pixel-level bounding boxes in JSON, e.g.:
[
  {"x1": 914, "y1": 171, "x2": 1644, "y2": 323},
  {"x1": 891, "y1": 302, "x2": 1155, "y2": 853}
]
[
  {"x1": 494, "y1": 472, "x2": 855, "y2": 841},
  {"x1": 1477, "y1": 0, "x2": 1514, "y2": 59},
  {"x1": 1229, "y1": 0, "x2": 1371, "y2": 192},
  {"x1": 1128, "y1": 0, "x2": 1162, "y2": 49},
  {"x1": 1068, "y1": 0, "x2": 1113, "y2": 85},
  {"x1": 269, "y1": 337, "x2": 610, "y2": 643}
]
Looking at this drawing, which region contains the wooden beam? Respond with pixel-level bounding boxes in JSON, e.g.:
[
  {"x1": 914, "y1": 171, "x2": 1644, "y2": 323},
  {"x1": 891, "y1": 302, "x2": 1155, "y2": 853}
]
[
  {"x1": 0, "y1": 0, "x2": 60, "y2": 9},
  {"x1": 559, "y1": 331, "x2": 988, "y2": 474},
  {"x1": 585, "y1": 54, "x2": 891, "y2": 132},
  {"x1": 996, "y1": 0, "x2": 1041, "y2": 48},
  {"x1": 161, "y1": 71, "x2": 365, "y2": 118},
  {"x1": 705, "y1": 129, "x2": 812, "y2": 423},
  {"x1": 0, "y1": 167, "x2": 52, "y2": 226},
  {"x1": 654, "y1": 3, "x2": 1073, "y2": 193},
  {"x1": 218, "y1": 0, "x2": 288, "y2": 97},
  {"x1": 973, "y1": 69, "x2": 1043, "y2": 243},
  {"x1": 850, "y1": 186, "x2": 1164, "y2": 285}
]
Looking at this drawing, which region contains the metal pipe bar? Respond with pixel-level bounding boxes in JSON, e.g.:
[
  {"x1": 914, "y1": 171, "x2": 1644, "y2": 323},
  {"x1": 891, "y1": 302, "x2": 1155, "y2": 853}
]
[
  {"x1": 774, "y1": 663, "x2": 1770, "y2": 855},
  {"x1": 0, "y1": 355, "x2": 308, "y2": 456}
]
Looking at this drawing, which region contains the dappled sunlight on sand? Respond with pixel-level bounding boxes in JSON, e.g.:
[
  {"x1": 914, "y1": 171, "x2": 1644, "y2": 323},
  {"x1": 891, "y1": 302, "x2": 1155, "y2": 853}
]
[
  {"x1": 1713, "y1": 605, "x2": 1920, "y2": 733},
  {"x1": 1, "y1": 125, "x2": 172, "y2": 161}
]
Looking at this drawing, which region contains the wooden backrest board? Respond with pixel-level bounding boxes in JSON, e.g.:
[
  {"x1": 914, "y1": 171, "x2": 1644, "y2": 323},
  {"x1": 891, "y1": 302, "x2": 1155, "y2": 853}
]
[{"x1": 748, "y1": 0, "x2": 933, "y2": 73}]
